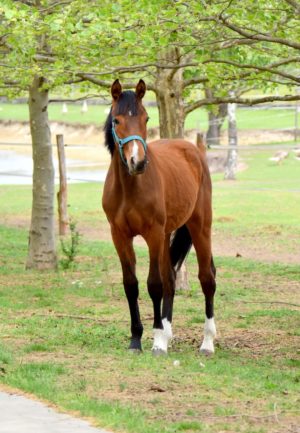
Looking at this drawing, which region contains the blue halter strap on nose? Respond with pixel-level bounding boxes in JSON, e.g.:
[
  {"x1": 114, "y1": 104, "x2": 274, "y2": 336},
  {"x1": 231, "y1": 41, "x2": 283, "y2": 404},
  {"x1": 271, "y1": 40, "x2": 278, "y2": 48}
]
[{"x1": 111, "y1": 119, "x2": 147, "y2": 167}]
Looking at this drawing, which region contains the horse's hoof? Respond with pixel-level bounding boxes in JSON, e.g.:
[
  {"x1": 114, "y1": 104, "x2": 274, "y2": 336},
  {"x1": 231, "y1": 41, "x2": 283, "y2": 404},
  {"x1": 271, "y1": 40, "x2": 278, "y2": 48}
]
[
  {"x1": 129, "y1": 338, "x2": 142, "y2": 352},
  {"x1": 152, "y1": 348, "x2": 167, "y2": 356},
  {"x1": 129, "y1": 348, "x2": 142, "y2": 355},
  {"x1": 199, "y1": 348, "x2": 214, "y2": 357}
]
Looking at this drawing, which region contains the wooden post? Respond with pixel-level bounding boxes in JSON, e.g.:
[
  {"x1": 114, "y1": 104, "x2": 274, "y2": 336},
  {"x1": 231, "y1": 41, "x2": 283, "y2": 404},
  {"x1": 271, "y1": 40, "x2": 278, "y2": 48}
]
[
  {"x1": 295, "y1": 92, "x2": 299, "y2": 143},
  {"x1": 56, "y1": 134, "x2": 69, "y2": 236},
  {"x1": 196, "y1": 132, "x2": 207, "y2": 152}
]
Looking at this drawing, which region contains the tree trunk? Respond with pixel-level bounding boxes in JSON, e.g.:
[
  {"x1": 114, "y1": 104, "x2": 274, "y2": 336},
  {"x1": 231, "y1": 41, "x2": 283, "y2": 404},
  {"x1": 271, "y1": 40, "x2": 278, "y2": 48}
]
[
  {"x1": 205, "y1": 88, "x2": 228, "y2": 146},
  {"x1": 206, "y1": 103, "x2": 228, "y2": 146},
  {"x1": 154, "y1": 48, "x2": 185, "y2": 138},
  {"x1": 26, "y1": 76, "x2": 57, "y2": 270},
  {"x1": 224, "y1": 92, "x2": 238, "y2": 180}
]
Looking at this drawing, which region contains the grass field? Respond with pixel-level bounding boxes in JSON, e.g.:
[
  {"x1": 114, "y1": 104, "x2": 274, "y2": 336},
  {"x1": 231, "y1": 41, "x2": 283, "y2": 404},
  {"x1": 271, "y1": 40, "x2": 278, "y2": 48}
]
[
  {"x1": 0, "y1": 151, "x2": 300, "y2": 433},
  {"x1": 0, "y1": 102, "x2": 297, "y2": 131}
]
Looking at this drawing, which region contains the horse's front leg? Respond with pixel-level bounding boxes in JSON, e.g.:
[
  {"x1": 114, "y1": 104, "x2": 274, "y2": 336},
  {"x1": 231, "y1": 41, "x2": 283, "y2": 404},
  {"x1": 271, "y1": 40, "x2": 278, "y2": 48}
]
[
  {"x1": 111, "y1": 227, "x2": 143, "y2": 352},
  {"x1": 145, "y1": 230, "x2": 172, "y2": 355}
]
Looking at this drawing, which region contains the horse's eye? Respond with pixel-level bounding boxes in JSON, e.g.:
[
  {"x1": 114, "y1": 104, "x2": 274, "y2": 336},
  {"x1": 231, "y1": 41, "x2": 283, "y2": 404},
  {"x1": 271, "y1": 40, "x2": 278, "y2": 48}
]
[
  {"x1": 113, "y1": 118, "x2": 119, "y2": 125},
  {"x1": 146, "y1": 117, "x2": 150, "y2": 123}
]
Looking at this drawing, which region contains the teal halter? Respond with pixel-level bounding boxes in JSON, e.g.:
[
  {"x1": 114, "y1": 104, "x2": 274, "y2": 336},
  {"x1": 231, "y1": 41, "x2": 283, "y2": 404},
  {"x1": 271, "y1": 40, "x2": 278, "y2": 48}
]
[{"x1": 111, "y1": 119, "x2": 147, "y2": 167}]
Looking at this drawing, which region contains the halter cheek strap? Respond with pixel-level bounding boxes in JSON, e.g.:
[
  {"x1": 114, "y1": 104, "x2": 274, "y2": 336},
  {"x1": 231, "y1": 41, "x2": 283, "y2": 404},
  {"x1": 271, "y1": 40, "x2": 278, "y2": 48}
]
[{"x1": 111, "y1": 121, "x2": 147, "y2": 167}]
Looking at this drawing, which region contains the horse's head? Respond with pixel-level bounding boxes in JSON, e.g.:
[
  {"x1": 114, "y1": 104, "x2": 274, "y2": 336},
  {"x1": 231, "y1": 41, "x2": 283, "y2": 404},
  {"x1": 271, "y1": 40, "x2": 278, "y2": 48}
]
[{"x1": 109, "y1": 79, "x2": 149, "y2": 175}]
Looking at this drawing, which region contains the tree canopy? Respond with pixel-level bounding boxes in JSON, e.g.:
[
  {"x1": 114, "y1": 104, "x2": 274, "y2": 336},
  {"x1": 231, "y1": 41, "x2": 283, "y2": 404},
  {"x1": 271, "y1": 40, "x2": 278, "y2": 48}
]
[{"x1": 1, "y1": 0, "x2": 299, "y2": 104}]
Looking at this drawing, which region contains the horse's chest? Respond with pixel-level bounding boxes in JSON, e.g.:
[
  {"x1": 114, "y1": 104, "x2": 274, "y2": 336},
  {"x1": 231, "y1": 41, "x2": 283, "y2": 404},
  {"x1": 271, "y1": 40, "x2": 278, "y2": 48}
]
[{"x1": 111, "y1": 200, "x2": 162, "y2": 236}]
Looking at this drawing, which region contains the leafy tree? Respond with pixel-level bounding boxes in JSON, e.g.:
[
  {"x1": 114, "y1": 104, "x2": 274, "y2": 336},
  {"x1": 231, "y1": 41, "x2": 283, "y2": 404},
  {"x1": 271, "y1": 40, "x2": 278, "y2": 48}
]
[
  {"x1": 75, "y1": 0, "x2": 300, "y2": 137},
  {"x1": 0, "y1": 0, "x2": 115, "y2": 269},
  {"x1": 1, "y1": 0, "x2": 299, "y2": 271}
]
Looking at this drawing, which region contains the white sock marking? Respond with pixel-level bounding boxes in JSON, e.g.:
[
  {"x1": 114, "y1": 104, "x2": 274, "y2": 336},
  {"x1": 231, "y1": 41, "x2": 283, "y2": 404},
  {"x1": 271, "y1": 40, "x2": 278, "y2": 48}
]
[
  {"x1": 200, "y1": 317, "x2": 216, "y2": 354},
  {"x1": 152, "y1": 318, "x2": 173, "y2": 353}
]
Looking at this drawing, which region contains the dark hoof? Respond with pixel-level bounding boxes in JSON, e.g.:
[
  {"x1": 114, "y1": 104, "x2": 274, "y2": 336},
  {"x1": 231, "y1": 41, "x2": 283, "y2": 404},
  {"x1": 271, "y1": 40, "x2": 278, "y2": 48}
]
[
  {"x1": 199, "y1": 348, "x2": 214, "y2": 357},
  {"x1": 129, "y1": 338, "x2": 142, "y2": 352},
  {"x1": 152, "y1": 348, "x2": 167, "y2": 357},
  {"x1": 129, "y1": 348, "x2": 142, "y2": 355}
]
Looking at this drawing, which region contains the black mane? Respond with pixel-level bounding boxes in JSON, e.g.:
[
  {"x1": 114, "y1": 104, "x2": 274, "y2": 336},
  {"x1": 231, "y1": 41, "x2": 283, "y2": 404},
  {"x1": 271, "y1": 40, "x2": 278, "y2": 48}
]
[{"x1": 103, "y1": 90, "x2": 140, "y2": 156}]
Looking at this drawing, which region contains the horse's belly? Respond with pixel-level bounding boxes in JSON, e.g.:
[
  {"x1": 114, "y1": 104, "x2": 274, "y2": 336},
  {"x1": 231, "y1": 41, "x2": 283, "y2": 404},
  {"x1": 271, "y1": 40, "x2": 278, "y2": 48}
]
[
  {"x1": 165, "y1": 202, "x2": 196, "y2": 233},
  {"x1": 164, "y1": 179, "x2": 199, "y2": 232}
]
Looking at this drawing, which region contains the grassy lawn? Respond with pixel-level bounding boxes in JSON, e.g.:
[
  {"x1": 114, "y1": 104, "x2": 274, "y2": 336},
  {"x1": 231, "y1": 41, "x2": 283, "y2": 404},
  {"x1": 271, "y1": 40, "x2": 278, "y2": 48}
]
[
  {"x1": 212, "y1": 149, "x2": 300, "y2": 257},
  {"x1": 0, "y1": 150, "x2": 300, "y2": 433},
  {"x1": 0, "y1": 102, "x2": 297, "y2": 131}
]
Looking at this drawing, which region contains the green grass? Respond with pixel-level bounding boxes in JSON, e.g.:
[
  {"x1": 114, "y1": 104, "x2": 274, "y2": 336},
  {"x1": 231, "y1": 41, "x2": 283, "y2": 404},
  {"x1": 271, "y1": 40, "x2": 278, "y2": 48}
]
[
  {"x1": 0, "y1": 229, "x2": 299, "y2": 432},
  {"x1": 0, "y1": 149, "x2": 300, "y2": 432},
  {"x1": 0, "y1": 102, "x2": 296, "y2": 130}
]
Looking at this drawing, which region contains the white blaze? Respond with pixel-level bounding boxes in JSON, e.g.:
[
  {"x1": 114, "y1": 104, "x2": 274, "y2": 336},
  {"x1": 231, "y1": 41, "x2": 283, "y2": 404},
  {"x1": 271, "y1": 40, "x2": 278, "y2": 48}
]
[{"x1": 131, "y1": 140, "x2": 139, "y2": 164}]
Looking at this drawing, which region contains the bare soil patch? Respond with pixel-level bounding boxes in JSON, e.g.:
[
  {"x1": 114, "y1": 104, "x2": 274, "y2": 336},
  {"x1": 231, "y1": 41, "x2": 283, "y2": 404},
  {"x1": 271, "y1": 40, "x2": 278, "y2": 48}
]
[
  {"x1": 212, "y1": 229, "x2": 300, "y2": 265},
  {"x1": 0, "y1": 121, "x2": 295, "y2": 161},
  {"x1": 4, "y1": 212, "x2": 299, "y2": 266}
]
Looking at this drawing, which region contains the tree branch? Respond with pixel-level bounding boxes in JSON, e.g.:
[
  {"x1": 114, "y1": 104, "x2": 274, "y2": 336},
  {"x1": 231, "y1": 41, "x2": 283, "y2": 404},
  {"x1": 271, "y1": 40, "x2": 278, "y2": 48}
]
[
  {"x1": 283, "y1": 0, "x2": 300, "y2": 12},
  {"x1": 40, "y1": 0, "x2": 73, "y2": 13},
  {"x1": 203, "y1": 58, "x2": 300, "y2": 84},
  {"x1": 184, "y1": 76, "x2": 209, "y2": 88},
  {"x1": 78, "y1": 73, "x2": 156, "y2": 92},
  {"x1": 13, "y1": 0, "x2": 35, "y2": 5},
  {"x1": 49, "y1": 93, "x2": 108, "y2": 103},
  {"x1": 185, "y1": 94, "x2": 300, "y2": 115},
  {"x1": 33, "y1": 54, "x2": 56, "y2": 63},
  {"x1": 76, "y1": 61, "x2": 199, "y2": 77},
  {"x1": 219, "y1": 15, "x2": 300, "y2": 50}
]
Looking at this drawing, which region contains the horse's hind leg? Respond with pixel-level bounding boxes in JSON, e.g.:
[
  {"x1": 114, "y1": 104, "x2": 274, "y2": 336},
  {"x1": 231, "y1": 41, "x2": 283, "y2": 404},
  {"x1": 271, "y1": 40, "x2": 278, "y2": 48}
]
[
  {"x1": 186, "y1": 220, "x2": 217, "y2": 355},
  {"x1": 161, "y1": 235, "x2": 176, "y2": 348},
  {"x1": 111, "y1": 227, "x2": 143, "y2": 351},
  {"x1": 145, "y1": 229, "x2": 172, "y2": 355}
]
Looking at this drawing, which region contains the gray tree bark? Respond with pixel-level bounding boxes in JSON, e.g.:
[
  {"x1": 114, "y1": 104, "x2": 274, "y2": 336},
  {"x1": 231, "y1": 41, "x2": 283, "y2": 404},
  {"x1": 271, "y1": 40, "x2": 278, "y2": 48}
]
[
  {"x1": 224, "y1": 92, "x2": 238, "y2": 180},
  {"x1": 205, "y1": 88, "x2": 228, "y2": 146},
  {"x1": 154, "y1": 48, "x2": 185, "y2": 139},
  {"x1": 206, "y1": 105, "x2": 228, "y2": 146},
  {"x1": 26, "y1": 76, "x2": 57, "y2": 269}
]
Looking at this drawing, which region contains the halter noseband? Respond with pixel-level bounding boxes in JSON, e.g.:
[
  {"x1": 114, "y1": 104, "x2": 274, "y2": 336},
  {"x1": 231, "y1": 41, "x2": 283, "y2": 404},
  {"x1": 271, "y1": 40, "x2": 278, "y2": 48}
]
[{"x1": 111, "y1": 118, "x2": 147, "y2": 167}]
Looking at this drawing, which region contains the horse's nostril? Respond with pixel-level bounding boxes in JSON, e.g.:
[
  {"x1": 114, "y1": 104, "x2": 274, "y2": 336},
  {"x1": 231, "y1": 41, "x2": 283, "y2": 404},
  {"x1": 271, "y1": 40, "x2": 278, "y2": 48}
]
[
  {"x1": 130, "y1": 156, "x2": 135, "y2": 165},
  {"x1": 136, "y1": 160, "x2": 146, "y2": 172}
]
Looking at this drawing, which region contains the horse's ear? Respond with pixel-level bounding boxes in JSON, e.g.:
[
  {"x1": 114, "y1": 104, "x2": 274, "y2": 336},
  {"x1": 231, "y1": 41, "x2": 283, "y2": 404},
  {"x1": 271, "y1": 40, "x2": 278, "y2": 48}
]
[
  {"x1": 135, "y1": 79, "x2": 146, "y2": 99},
  {"x1": 111, "y1": 79, "x2": 122, "y2": 101}
]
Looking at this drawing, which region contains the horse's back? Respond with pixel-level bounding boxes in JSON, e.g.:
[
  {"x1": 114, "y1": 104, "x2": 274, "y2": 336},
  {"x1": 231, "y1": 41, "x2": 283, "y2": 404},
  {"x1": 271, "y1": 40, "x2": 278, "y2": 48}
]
[
  {"x1": 150, "y1": 138, "x2": 205, "y2": 161},
  {"x1": 149, "y1": 138, "x2": 209, "y2": 182}
]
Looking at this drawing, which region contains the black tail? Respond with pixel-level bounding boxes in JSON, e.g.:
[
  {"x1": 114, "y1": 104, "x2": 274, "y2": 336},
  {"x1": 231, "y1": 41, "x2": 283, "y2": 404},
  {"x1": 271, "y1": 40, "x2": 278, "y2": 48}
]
[{"x1": 170, "y1": 225, "x2": 192, "y2": 272}]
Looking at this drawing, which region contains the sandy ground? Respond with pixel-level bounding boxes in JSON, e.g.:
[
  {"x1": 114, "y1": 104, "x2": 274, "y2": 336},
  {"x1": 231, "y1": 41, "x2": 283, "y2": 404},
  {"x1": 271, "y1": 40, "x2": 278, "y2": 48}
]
[{"x1": 0, "y1": 120, "x2": 297, "y2": 159}]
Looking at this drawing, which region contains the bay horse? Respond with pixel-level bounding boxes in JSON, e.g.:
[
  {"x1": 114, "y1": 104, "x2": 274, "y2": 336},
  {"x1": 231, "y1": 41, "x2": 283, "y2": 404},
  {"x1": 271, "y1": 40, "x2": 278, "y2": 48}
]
[{"x1": 102, "y1": 79, "x2": 216, "y2": 355}]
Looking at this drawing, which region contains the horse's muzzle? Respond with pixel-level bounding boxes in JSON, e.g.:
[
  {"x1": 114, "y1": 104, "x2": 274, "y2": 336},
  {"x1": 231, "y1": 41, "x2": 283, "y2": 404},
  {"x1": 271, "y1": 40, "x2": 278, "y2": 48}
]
[{"x1": 129, "y1": 158, "x2": 148, "y2": 175}]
